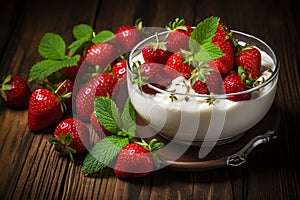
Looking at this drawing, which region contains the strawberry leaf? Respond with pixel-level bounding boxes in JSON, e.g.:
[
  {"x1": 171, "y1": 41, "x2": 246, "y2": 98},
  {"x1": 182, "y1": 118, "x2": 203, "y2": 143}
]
[
  {"x1": 197, "y1": 42, "x2": 224, "y2": 61},
  {"x1": 120, "y1": 98, "x2": 136, "y2": 138},
  {"x1": 190, "y1": 16, "x2": 220, "y2": 46},
  {"x1": 92, "y1": 30, "x2": 115, "y2": 44},
  {"x1": 73, "y1": 24, "x2": 94, "y2": 40},
  {"x1": 68, "y1": 36, "x2": 91, "y2": 56},
  {"x1": 38, "y1": 33, "x2": 67, "y2": 60},
  {"x1": 28, "y1": 54, "x2": 81, "y2": 82},
  {"x1": 94, "y1": 96, "x2": 122, "y2": 134},
  {"x1": 82, "y1": 135, "x2": 129, "y2": 176}
]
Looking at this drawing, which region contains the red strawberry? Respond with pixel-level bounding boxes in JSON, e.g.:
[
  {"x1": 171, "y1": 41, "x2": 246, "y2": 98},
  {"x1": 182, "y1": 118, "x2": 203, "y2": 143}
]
[
  {"x1": 90, "y1": 112, "x2": 112, "y2": 137},
  {"x1": 235, "y1": 46, "x2": 261, "y2": 79},
  {"x1": 166, "y1": 18, "x2": 193, "y2": 53},
  {"x1": 85, "y1": 43, "x2": 118, "y2": 67},
  {"x1": 76, "y1": 73, "x2": 118, "y2": 121},
  {"x1": 94, "y1": 73, "x2": 118, "y2": 97},
  {"x1": 28, "y1": 88, "x2": 65, "y2": 131},
  {"x1": 56, "y1": 80, "x2": 73, "y2": 109},
  {"x1": 0, "y1": 75, "x2": 31, "y2": 108},
  {"x1": 48, "y1": 118, "x2": 90, "y2": 161},
  {"x1": 114, "y1": 139, "x2": 163, "y2": 179},
  {"x1": 165, "y1": 53, "x2": 193, "y2": 79},
  {"x1": 223, "y1": 73, "x2": 251, "y2": 101},
  {"x1": 111, "y1": 59, "x2": 127, "y2": 79},
  {"x1": 142, "y1": 46, "x2": 172, "y2": 64},
  {"x1": 114, "y1": 20, "x2": 143, "y2": 53},
  {"x1": 191, "y1": 68, "x2": 223, "y2": 95},
  {"x1": 133, "y1": 62, "x2": 172, "y2": 94},
  {"x1": 209, "y1": 24, "x2": 234, "y2": 76},
  {"x1": 142, "y1": 35, "x2": 172, "y2": 64},
  {"x1": 114, "y1": 143, "x2": 153, "y2": 178}
]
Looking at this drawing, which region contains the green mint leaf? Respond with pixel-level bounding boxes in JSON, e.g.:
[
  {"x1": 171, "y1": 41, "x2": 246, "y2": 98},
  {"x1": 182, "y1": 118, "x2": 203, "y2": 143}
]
[
  {"x1": 68, "y1": 36, "x2": 91, "y2": 56},
  {"x1": 73, "y1": 24, "x2": 94, "y2": 40},
  {"x1": 82, "y1": 135, "x2": 129, "y2": 176},
  {"x1": 28, "y1": 55, "x2": 81, "y2": 82},
  {"x1": 194, "y1": 43, "x2": 224, "y2": 62},
  {"x1": 94, "y1": 96, "x2": 122, "y2": 134},
  {"x1": 38, "y1": 33, "x2": 67, "y2": 60},
  {"x1": 120, "y1": 98, "x2": 136, "y2": 138},
  {"x1": 92, "y1": 30, "x2": 115, "y2": 44},
  {"x1": 190, "y1": 16, "x2": 220, "y2": 46}
]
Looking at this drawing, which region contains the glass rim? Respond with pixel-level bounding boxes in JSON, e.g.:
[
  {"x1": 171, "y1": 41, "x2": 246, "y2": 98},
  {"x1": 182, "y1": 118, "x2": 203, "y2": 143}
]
[{"x1": 127, "y1": 29, "x2": 279, "y2": 99}]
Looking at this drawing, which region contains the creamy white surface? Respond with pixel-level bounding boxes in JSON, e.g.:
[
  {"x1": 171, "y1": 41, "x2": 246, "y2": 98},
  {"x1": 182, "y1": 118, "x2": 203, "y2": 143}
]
[{"x1": 128, "y1": 50, "x2": 278, "y2": 142}]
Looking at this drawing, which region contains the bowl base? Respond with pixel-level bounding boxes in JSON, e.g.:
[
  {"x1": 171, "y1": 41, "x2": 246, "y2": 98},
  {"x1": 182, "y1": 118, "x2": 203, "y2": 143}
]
[{"x1": 158, "y1": 131, "x2": 245, "y2": 147}]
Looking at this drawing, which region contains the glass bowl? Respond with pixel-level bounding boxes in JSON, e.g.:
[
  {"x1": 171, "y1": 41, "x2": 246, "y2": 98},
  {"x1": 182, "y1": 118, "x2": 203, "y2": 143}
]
[{"x1": 127, "y1": 30, "x2": 279, "y2": 146}]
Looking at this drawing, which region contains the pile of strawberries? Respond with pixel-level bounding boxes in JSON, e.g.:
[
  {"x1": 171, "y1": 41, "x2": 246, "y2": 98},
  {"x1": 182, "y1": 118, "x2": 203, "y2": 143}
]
[
  {"x1": 133, "y1": 17, "x2": 262, "y2": 102},
  {"x1": 0, "y1": 16, "x2": 263, "y2": 178}
]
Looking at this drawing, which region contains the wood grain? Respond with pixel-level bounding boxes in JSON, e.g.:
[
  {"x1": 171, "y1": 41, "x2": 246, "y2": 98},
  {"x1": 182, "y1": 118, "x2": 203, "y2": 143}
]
[{"x1": 0, "y1": 0, "x2": 300, "y2": 199}]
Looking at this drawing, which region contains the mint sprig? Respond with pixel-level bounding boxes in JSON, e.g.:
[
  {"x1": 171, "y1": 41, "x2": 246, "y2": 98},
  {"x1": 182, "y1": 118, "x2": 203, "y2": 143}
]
[
  {"x1": 82, "y1": 135, "x2": 129, "y2": 176},
  {"x1": 189, "y1": 16, "x2": 223, "y2": 61},
  {"x1": 68, "y1": 24, "x2": 114, "y2": 56},
  {"x1": 94, "y1": 96, "x2": 136, "y2": 137},
  {"x1": 38, "y1": 33, "x2": 67, "y2": 60},
  {"x1": 29, "y1": 33, "x2": 81, "y2": 82},
  {"x1": 190, "y1": 16, "x2": 220, "y2": 46},
  {"x1": 83, "y1": 97, "x2": 137, "y2": 176}
]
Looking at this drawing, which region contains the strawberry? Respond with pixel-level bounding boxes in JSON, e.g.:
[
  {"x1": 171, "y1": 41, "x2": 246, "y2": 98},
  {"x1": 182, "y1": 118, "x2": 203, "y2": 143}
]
[
  {"x1": 209, "y1": 24, "x2": 235, "y2": 76},
  {"x1": 235, "y1": 46, "x2": 261, "y2": 79},
  {"x1": 191, "y1": 69, "x2": 223, "y2": 95},
  {"x1": 114, "y1": 19, "x2": 143, "y2": 54},
  {"x1": 142, "y1": 46, "x2": 172, "y2": 64},
  {"x1": 75, "y1": 73, "x2": 118, "y2": 121},
  {"x1": 85, "y1": 43, "x2": 118, "y2": 67},
  {"x1": 223, "y1": 72, "x2": 251, "y2": 101},
  {"x1": 165, "y1": 53, "x2": 193, "y2": 79},
  {"x1": 190, "y1": 67, "x2": 223, "y2": 94},
  {"x1": 166, "y1": 18, "x2": 193, "y2": 53},
  {"x1": 111, "y1": 59, "x2": 127, "y2": 79},
  {"x1": 28, "y1": 88, "x2": 66, "y2": 131},
  {"x1": 90, "y1": 112, "x2": 112, "y2": 137},
  {"x1": 142, "y1": 34, "x2": 172, "y2": 64},
  {"x1": 48, "y1": 118, "x2": 90, "y2": 161},
  {"x1": 132, "y1": 62, "x2": 172, "y2": 94},
  {"x1": 114, "y1": 139, "x2": 163, "y2": 179},
  {"x1": 0, "y1": 75, "x2": 31, "y2": 108},
  {"x1": 56, "y1": 80, "x2": 74, "y2": 109}
]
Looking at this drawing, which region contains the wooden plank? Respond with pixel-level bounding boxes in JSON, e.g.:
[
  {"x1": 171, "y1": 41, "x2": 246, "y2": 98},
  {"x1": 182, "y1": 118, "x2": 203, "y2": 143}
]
[{"x1": 0, "y1": 0, "x2": 99, "y2": 199}]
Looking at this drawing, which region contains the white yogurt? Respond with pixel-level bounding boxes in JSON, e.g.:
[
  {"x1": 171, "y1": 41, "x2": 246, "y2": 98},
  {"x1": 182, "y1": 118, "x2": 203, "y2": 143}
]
[{"x1": 128, "y1": 49, "x2": 278, "y2": 143}]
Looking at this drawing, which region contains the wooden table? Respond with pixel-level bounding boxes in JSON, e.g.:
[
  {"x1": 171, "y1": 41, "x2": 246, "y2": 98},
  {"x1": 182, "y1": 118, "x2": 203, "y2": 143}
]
[{"x1": 1, "y1": 0, "x2": 299, "y2": 199}]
